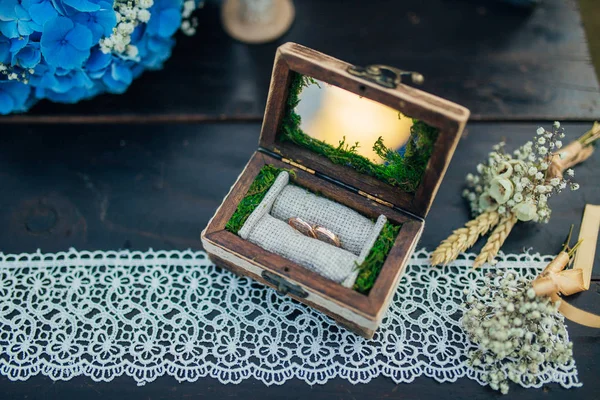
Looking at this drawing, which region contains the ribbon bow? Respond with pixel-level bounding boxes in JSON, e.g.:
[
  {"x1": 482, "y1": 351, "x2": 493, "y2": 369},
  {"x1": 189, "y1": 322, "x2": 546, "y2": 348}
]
[
  {"x1": 532, "y1": 252, "x2": 586, "y2": 297},
  {"x1": 547, "y1": 121, "x2": 599, "y2": 180},
  {"x1": 531, "y1": 224, "x2": 600, "y2": 328}
]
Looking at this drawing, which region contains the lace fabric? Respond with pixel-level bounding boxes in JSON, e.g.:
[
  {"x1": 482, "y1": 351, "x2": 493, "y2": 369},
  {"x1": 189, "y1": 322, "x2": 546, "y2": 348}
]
[{"x1": 0, "y1": 248, "x2": 581, "y2": 388}]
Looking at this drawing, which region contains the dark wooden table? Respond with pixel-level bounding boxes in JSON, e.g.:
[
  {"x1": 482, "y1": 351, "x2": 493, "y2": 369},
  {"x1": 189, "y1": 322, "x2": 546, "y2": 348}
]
[
  {"x1": 0, "y1": 122, "x2": 599, "y2": 399},
  {"x1": 1, "y1": 0, "x2": 599, "y2": 398}
]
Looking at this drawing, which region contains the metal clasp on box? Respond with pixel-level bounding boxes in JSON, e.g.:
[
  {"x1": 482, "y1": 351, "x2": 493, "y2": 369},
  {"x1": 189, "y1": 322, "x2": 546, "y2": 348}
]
[
  {"x1": 261, "y1": 270, "x2": 308, "y2": 298},
  {"x1": 347, "y1": 64, "x2": 424, "y2": 89}
]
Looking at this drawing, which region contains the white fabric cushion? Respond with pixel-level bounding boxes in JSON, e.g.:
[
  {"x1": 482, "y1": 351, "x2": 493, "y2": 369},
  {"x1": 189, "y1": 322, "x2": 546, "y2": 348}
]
[
  {"x1": 271, "y1": 184, "x2": 377, "y2": 256},
  {"x1": 239, "y1": 171, "x2": 387, "y2": 287}
]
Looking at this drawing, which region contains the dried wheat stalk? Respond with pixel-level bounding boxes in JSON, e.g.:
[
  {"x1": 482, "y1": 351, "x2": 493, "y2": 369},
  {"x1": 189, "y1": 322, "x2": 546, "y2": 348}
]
[
  {"x1": 431, "y1": 210, "x2": 501, "y2": 266},
  {"x1": 473, "y1": 212, "x2": 518, "y2": 268}
]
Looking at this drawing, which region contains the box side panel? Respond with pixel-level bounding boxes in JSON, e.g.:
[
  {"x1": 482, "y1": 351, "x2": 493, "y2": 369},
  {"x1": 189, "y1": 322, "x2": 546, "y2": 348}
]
[{"x1": 201, "y1": 236, "x2": 377, "y2": 338}]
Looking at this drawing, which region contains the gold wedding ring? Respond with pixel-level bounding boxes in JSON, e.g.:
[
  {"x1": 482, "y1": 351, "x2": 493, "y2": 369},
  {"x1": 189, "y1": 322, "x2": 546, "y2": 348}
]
[
  {"x1": 287, "y1": 217, "x2": 341, "y2": 247},
  {"x1": 313, "y1": 226, "x2": 341, "y2": 247},
  {"x1": 287, "y1": 217, "x2": 316, "y2": 238}
]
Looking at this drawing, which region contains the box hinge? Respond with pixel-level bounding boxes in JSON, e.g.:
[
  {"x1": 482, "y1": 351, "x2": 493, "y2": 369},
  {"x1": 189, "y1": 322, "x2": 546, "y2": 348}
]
[
  {"x1": 281, "y1": 158, "x2": 315, "y2": 175},
  {"x1": 358, "y1": 190, "x2": 394, "y2": 208}
]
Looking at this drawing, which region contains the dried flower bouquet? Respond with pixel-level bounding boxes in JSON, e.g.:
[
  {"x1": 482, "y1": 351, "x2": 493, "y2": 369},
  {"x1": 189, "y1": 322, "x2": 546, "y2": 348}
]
[{"x1": 432, "y1": 121, "x2": 599, "y2": 267}]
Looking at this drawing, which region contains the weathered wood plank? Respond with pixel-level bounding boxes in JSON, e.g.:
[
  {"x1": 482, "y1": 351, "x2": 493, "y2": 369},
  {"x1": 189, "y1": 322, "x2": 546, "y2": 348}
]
[{"x1": 1, "y1": 0, "x2": 597, "y2": 123}]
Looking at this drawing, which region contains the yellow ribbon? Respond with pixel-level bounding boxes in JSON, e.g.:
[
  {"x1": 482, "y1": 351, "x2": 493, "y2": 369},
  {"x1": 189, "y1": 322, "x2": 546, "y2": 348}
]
[
  {"x1": 532, "y1": 252, "x2": 586, "y2": 296},
  {"x1": 547, "y1": 141, "x2": 594, "y2": 180},
  {"x1": 531, "y1": 205, "x2": 600, "y2": 328}
]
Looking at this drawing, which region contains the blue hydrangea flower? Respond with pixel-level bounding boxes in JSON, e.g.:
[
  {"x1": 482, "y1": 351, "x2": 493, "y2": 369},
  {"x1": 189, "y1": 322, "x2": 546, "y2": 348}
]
[
  {"x1": 31, "y1": 64, "x2": 97, "y2": 102},
  {"x1": 102, "y1": 59, "x2": 133, "y2": 93},
  {"x1": 0, "y1": 0, "x2": 202, "y2": 114},
  {"x1": 147, "y1": 0, "x2": 182, "y2": 38},
  {"x1": 72, "y1": 1, "x2": 116, "y2": 43},
  {"x1": 0, "y1": 0, "x2": 39, "y2": 38},
  {"x1": 40, "y1": 16, "x2": 92, "y2": 69},
  {"x1": 0, "y1": 80, "x2": 31, "y2": 114},
  {"x1": 50, "y1": 67, "x2": 93, "y2": 93},
  {"x1": 61, "y1": 0, "x2": 102, "y2": 13},
  {"x1": 85, "y1": 46, "x2": 111, "y2": 78},
  {"x1": 135, "y1": 32, "x2": 175, "y2": 70},
  {"x1": 44, "y1": 83, "x2": 101, "y2": 102},
  {"x1": 11, "y1": 39, "x2": 40, "y2": 68},
  {"x1": 22, "y1": 0, "x2": 58, "y2": 27},
  {"x1": 0, "y1": 35, "x2": 10, "y2": 63},
  {"x1": 29, "y1": 62, "x2": 58, "y2": 90},
  {"x1": 0, "y1": 35, "x2": 29, "y2": 63}
]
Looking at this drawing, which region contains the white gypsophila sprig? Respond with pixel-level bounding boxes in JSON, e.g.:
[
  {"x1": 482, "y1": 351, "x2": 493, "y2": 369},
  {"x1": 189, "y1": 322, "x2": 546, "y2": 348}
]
[
  {"x1": 181, "y1": 0, "x2": 203, "y2": 35},
  {"x1": 463, "y1": 123, "x2": 578, "y2": 223},
  {"x1": 100, "y1": 0, "x2": 203, "y2": 56},
  {"x1": 462, "y1": 270, "x2": 574, "y2": 394},
  {"x1": 0, "y1": 63, "x2": 33, "y2": 84},
  {"x1": 99, "y1": 0, "x2": 154, "y2": 57}
]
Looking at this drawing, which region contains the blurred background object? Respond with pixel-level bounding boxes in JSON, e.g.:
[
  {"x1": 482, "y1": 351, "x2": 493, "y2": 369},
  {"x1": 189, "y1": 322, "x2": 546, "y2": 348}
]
[{"x1": 221, "y1": 0, "x2": 295, "y2": 43}]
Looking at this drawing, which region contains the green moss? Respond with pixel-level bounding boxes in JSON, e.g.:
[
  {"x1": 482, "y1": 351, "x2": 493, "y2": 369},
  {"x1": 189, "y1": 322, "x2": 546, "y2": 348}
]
[
  {"x1": 353, "y1": 221, "x2": 401, "y2": 295},
  {"x1": 225, "y1": 165, "x2": 290, "y2": 234},
  {"x1": 279, "y1": 72, "x2": 439, "y2": 193}
]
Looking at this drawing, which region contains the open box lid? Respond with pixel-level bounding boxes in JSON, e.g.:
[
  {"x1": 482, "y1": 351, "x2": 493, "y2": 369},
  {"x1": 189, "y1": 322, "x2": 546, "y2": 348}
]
[{"x1": 259, "y1": 43, "x2": 470, "y2": 219}]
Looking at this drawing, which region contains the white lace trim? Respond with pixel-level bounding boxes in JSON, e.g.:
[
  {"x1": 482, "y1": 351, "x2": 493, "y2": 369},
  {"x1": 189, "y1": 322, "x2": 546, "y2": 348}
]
[{"x1": 0, "y1": 248, "x2": 580, "y2": 388}]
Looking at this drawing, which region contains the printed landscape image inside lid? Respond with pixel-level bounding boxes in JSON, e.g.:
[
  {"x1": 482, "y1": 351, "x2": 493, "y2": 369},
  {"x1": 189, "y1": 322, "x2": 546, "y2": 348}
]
[
  {"x1": 281, "y1": 73, "x2": 440, "y2": 195},
  {"x1": 296, "y1": 79, "x2": 413, "y2": 163}
]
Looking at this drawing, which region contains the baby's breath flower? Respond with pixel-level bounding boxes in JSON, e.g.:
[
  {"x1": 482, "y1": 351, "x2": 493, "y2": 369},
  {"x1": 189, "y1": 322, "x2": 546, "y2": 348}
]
[
  {"x1": 538, "y1": 147, "x2": 548, "y2": 155},
  {"x1": 126, "y1": 44, "x2": 139, "y2": 58},
  {"x1": 559, "y1": 181, "x2": 567, "y2": 190},
  {"x1": 566, "y1": 169, "x2": 574, "y2": 177},
  {"x1": 555, "y1": 140, "x2": 562, "y2": 149},
  {"x1": 570, "y1": 183, "x2": 580, "y2": 191},
  {"x1": 536, "y1": 127, "x2": 545, "y2": 135},
  {"x1": 463, "y1": 272, "x2": 574, "y2": 394},
  {"x1": 513, "y1": 193, "x2": 523, "y2": 203},
  {"x1": 553, "y1": 121, "x2": 560, "y2": 129},
  {"x1": 138, "y1": 9, "x2": 150, "y2": 22},
  {"x1": 537, "y1": 137, "x2": 546, "y2": 145}
]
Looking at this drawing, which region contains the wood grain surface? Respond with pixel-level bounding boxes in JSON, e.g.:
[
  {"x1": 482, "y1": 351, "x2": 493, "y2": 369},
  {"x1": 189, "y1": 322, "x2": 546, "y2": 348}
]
[
  {"x1": 0, "y1": 121, "x2": 598, "y2": 399},
  {"x1": 1, "y1": 0, "x2": 598, "y2": 123}
]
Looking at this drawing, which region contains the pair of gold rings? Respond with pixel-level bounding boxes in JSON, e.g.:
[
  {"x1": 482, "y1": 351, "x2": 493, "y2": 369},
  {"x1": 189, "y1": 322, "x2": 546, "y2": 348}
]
[{"x1": 287, "y1": 217, "x2": 341, "y2": 247}]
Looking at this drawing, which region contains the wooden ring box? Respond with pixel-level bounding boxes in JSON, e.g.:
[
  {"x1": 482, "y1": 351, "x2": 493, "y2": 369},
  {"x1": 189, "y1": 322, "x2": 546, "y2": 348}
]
[{"x1": 202, "y1": 43, "x2": 470, "y2": 338}]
